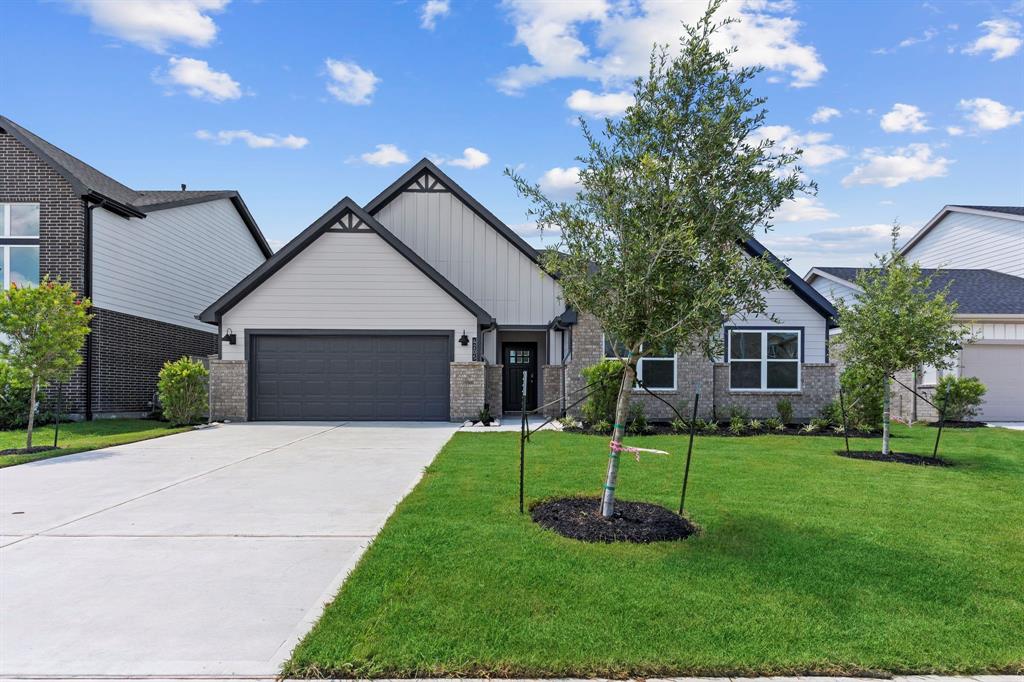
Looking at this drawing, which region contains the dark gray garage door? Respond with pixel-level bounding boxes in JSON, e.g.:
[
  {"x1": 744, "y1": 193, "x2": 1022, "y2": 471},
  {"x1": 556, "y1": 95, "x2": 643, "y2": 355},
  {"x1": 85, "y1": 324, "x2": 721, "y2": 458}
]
[{"x1": 250, "y1": 333, "x2": 451, "y2": 421}]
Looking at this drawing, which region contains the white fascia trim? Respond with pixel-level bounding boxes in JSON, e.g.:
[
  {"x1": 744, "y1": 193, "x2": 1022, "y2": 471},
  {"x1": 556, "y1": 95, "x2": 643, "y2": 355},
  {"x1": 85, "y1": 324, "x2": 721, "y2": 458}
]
[{"x1": 805, "y1": 268, "x2": 864, "y2": 293}]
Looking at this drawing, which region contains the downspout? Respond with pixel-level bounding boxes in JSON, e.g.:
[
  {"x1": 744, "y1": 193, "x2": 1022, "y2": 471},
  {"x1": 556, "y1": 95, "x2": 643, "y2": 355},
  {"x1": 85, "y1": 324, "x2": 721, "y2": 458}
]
[{"x1": 83, "y1": 199, "x2": 96, "y2": 420}]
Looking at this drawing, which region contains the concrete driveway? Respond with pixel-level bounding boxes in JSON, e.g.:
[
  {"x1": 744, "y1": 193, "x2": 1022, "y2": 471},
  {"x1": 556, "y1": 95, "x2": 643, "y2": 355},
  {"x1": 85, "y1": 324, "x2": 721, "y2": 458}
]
[{"x1": 0, "y1": 421, "x2": 458, "y2": 677}]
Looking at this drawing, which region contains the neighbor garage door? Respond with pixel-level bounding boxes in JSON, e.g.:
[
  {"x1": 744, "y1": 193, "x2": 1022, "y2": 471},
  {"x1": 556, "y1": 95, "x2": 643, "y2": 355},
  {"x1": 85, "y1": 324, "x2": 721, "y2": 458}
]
[
  {"x1": 961, "y1": 344, "x2": 1024, "y2": 422},
  {"x1": 250, "y1": 333, "x2": 450, "y2": 421}
]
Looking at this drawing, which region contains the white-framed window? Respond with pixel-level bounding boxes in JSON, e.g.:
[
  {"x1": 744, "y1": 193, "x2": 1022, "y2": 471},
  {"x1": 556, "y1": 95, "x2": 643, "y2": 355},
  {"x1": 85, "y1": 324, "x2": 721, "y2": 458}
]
[
  {"x1": 603, "y1": 336, "x2": 677, "y2": 391},
  {"x1": 728, "y1": 328, "x2": 801, "y2": 391},
  {"x1": 919, "y1": 364, "x2": 939, "y2": 387},
  {"x1": 0, "y1": 203, "x2": 41, "y2": 289}
]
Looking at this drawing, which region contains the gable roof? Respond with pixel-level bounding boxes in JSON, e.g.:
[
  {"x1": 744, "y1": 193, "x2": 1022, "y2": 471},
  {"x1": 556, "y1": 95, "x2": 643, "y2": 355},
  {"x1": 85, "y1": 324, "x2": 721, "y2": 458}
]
[
  {"x1": 198, "y1": 197, "x2": 494, "y2": 325},
  {"x1": 899, "y1": 204, "x2": 1024, "y2": 256},
  {"x1": 0, "y1": 115, "x2": 272, "y2": 257},
  {"x1": 807, "y1": 267, "x2": 1024, "y2": 315},
  {"x1": 364, "y1": 158, "x2": 546, "y2": 270},
  {"x1": 742, "y1": 238, "x2": 839, "y2": 326}
]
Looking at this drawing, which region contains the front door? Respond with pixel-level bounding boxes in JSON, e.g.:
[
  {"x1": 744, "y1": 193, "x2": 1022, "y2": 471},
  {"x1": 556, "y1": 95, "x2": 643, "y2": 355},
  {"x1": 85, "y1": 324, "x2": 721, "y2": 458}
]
[{"x1": 502, "y1": 342, "x2": 538, "y2": 413}]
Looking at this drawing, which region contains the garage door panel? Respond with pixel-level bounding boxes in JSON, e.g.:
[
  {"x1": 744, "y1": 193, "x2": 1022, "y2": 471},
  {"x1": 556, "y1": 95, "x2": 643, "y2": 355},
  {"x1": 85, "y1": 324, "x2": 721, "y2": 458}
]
[
  {"x1": 961, "y1": 344, "x2": 1023, "y2": 421},
  {"x1": 251, "y1": 334, "x2": 450, "y2": 421}
]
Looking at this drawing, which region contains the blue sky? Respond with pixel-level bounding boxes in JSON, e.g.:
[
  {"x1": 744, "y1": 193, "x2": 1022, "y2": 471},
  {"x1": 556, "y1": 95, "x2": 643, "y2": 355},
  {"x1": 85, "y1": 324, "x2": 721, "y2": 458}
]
[{"x1": 4, "y1": 0, "x2": 1023, "y2": 275}]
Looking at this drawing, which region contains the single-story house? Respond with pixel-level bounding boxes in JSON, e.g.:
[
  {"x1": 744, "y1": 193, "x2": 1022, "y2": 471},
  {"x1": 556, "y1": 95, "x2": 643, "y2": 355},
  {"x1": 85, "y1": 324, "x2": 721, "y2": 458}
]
[
  {"x1": 806, "y1": 204, "x2": 1024, "y2": 422},
  {"x1": 200, "y1": 160, "x2": 838, "y2": 422}
]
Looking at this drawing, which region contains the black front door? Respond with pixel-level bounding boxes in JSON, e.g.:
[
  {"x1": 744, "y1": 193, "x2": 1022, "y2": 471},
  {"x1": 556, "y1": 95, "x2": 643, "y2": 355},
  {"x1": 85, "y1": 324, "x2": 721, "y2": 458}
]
[{"x1": 502, "y1": 342, "x2": 538, "y2": 413}]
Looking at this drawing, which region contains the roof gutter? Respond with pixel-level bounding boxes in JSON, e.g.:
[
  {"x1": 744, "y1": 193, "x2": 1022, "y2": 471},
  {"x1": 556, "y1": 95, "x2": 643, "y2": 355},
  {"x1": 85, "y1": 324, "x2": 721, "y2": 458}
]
[{"x1": 84, "y1": 192, "x2": 145, "y2": 219}]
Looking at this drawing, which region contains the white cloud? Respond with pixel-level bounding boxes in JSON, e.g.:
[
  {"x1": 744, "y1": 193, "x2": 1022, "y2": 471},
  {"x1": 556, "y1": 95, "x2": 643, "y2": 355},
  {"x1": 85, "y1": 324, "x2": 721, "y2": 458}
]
[
  {"x1": 946, "y1": 125, "x2": 965, "y2": 136},
  {"x1": 359, "y1": 144, "x2": 409, "y2": 166},
  {"x1": 162, "y1": 57, "x2": 241, "y2": 101},
  {"x1": 566, "y1": 89, "x2": 633, "y2": 118},
  {"x1": 773, "y1": 196, "x2": 838, "y2": 222},
  {"x1": 753, "y1": 125, "x2": 847, "y2": 167},
  {"x1": 420, "y1": 0, "x2": 450, "y2": 30},
  {"x1": 958, "y1": 97, "x2": 1024, "y2": 130},
  {"x1": 195, "y1": 129, "x2": 308, "y2": 149},
  {"x1": 880, "y1": 103, "x2": 930, "y2": 133},
  {"x1": 69, "y1": 0, "x2": 227, "y2": 53},
  {"x1": 964, "y1": 18, "x2": 1022, "y2": 60},
  {"x1": 809, "y1": 106, "x2": 841, "y2": 124},
  {"x1": 538, "y1": 166, "x2": 581, "y2": 197},
  {"x1": 842, "y1": 144, "x2": 951, "y2": 188},
  {"x1": 495, "y1": 0, "x2": 825, "y2": 95},
  {"x1": 762, "y1": 223, "x2": 893, "y2": 273},
  {"x1": 874, "y1": 27, "x2": 938, "y2": 53},
  {"x1": 324, "y1": 59, "x2": 379, "y2": 105},
  {"x1": 446, "y1": 147, "x2": 490, "y2": 169}
]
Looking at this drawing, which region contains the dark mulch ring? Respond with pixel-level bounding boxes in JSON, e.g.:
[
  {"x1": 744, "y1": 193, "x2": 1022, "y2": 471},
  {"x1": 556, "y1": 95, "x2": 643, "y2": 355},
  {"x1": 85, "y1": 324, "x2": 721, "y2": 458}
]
[
  {"x1": 531, "y1": 496, "x2": 699, "y2": 544},
  {"x1": 837, "y1": 449, "x2": 953, "y2": 467},
  {"x1": 927, "y1": 420, "x2": 987, "y2": 428},
  {"x1": 0, "y1": 445, "x2": 57, "y2": 456},
  {"x1": 565, "y1": 423, "x2": 880, "y2": 438}
]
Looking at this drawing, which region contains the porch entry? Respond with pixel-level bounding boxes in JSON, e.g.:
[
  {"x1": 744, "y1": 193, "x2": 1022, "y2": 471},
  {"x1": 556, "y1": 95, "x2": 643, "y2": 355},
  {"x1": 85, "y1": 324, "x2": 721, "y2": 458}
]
[{"x1": 502, "y1": 342, "x2": 538, "y2": 413}]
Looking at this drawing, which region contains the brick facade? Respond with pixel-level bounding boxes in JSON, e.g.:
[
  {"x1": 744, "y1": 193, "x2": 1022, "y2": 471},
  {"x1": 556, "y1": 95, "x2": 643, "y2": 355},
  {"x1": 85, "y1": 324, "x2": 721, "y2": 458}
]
[
  {"x1": 450, "y1": 361, "x2": 486, "y2": 421},
  {"x1": 209, "y1": 359, "x2": 247, "y2": 421},
  {"x1": 90, "y1": 308, "x2": 218, "y2": 416},
  {"x1": 891, "y1": 368, "x2": 939, "y2": 423},
  {"x1": 540, "y1": 365, "x2": 565, "y2": 417},
  {"x1": 485, "y1": 364, "x2": 503, "y2": 416},
  {"x1": 565, "y1": 312, "x2": 836, "y2": 422}
]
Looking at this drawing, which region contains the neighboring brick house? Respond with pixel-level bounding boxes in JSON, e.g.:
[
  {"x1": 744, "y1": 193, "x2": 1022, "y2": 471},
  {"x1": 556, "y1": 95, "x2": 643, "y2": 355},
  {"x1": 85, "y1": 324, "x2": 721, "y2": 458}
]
[
  {"x1": 0, "y1": 116, "x2": 271, "y2": 418},
  {"x1": 807, "y1": 205, "x2": 1024, "y2": 422},
  {"x1": 201, "y1": 159, "x2": 838, "y2": 423}
]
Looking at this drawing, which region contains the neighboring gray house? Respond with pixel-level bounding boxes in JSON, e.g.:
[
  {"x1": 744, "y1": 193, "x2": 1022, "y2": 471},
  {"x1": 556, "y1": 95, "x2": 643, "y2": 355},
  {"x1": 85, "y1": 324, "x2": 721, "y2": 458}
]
[
  {"x1": 202, "y1": 159, "x2": 838, "y2": 423},
  {"x1": 806, "y1": 205, "x2": 1024, "y2": 422},
  {"x1": 0, "y1": 115, "x2": 272, "y2": 417}
]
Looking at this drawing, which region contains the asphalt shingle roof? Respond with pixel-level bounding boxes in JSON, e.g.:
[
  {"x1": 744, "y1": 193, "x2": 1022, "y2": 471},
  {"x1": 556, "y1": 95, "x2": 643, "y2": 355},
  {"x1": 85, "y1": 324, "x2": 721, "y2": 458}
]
[
  {"x1": 949, "y1": 205, "x2": 1024, "y2": 217},
  {"x1": 815, "y1": 267, "x2": 1024, "y2": 315}
]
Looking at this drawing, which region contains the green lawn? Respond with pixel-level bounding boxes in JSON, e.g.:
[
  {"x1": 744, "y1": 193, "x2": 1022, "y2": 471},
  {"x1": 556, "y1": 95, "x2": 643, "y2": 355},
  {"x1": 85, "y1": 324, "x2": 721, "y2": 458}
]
[
  {"x1": 0, "y1": 419, "x2": 191, "y2": 468},
  {"x1": 286, "y1": 424, "x2": 1024, "y2": 678}
]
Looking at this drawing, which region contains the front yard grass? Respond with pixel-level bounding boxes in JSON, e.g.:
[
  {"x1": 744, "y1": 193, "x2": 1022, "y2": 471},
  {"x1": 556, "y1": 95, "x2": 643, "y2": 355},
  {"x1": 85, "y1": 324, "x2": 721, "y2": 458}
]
[
  {"x1": 0, "y1": 419, "x2": 191, "y2": 468},
  {"x1": 286, "y1": 424, "x2": 1024, "y2": 678}
]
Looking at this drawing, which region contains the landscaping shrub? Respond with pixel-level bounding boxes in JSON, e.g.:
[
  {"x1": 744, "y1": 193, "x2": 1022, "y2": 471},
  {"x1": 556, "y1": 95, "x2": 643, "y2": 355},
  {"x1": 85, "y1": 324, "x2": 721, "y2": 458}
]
[
  {"x1": 935, "y1": 375, "x2": 987, "y2": 421},
  {"x1": 839, "y1": 362, "x2": 884, "y2": 430},
  {"x1": 670, "y1": 416, "x2": 689, "y2": 434},
  {"x1": 581, "y1": 360, "x2": 626, "y2": 425},
  {"x1": 820, "y1": 400, "x2": 842, "y2": 426},
  {"x1": 728, "y1": 416, "x2": 746, "y2": 435},
  {"x1": 749, "y1": 418, "x2": 763, "y2": 432},
  {"x1": 776, "y1": 398, "x2": 794, "y2": 425},
  {"x1": 0, "y1": 362, "x2": 47, "y2": 430},
  {"x1": 765, "y1": 417, "x2": 784, "y2": 432},
  {"x1": 157, "y1": 357, "x2": 208, "y2": 426},
  {"x1": 626, "y1": 402, "x2": 649, "y2": 435}
]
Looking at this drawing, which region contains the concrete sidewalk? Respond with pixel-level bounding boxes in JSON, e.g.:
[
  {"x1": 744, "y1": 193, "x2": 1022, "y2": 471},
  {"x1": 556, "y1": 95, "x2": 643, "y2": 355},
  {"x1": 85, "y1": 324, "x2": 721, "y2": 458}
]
[
  {"x1": 0, "y1": 421, "x2": 458, "y2": 678},
  {"x1": 0, "y1": 675, "x2": 1018, "y2": 681}
]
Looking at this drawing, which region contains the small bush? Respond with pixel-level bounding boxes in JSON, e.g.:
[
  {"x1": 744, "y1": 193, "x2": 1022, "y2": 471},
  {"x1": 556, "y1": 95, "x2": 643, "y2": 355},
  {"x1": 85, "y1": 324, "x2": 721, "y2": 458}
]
[
  {"x1": 670, "y1": 417, "x2": 689, "y2": 433},
  {"x1": 592, "y1": 418, "x2": 613, "y2": 434},
  {"x1": 477, "y1": 405, "x2": 493, "y2": 425},
  {"x1": 764, "y1": 416, "x2": 784, "y2": 432},
  {"x1": 558, "y1": 416, "x2": 580, "y2": 430},
  {"x1": 627, "y1": 402, "x2": 649, "y2": 435},
  {"x1": 728, "y1": 405, "x2": 750, "y2": 420},
  {"x1": 749, "y1": 418, "x2": 763, "y2": 432},
  {"x1": 157, "y1": 357, "x2": 209, "y2": 426},
  {"x1": 935, "y1": 375, "x2": 987, "y2": 421},
  {"x1": 840, "y1": 362, "x2": 884, "y2": 430},
  {"x1": 728, "y1": 416, "x2": 746, "y2": 435},
  {"x1": 776, "y1": 398, "x2": 794, "y2": 425},
  {"x1": 0, "y1": 361, "x2": 48, "y2": 430},
  {"x1": 802, "y1": 422, "x2": 820, "y2": 434},
  {"x1": 810, "y1": 417, "x2": 831, "y2": 431},
  {"x1": 819, "y1": 400, "x2": 842, "y2": 427},
  {"x1": 581, "y1": 360, "x2": 626, "y2": 424},
  {"x1": 701, "y1": 420, "x2": 720, "y2": 434}
]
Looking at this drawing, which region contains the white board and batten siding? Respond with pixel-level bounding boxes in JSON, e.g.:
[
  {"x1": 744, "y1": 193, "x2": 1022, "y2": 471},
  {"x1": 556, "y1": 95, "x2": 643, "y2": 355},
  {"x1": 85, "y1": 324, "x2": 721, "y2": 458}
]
[
  {"x1": 374, "y1": 191, "x2": 563, "y2": 325},
  {"x1": 219, "y1": 231, "x2": 478, "y2": 362},
  {"x1": 92, "y1": 199, "x2": 266, "y2": 333},
  {"x1": 726, "y1": 287, "x2": 829, "y2": 363},
  {"x1": 904, "y1": 210, "x2": 1024, "y2": 277},
  {"x1": 809, "y1": 278, "x2": 861, "y2": 307}
]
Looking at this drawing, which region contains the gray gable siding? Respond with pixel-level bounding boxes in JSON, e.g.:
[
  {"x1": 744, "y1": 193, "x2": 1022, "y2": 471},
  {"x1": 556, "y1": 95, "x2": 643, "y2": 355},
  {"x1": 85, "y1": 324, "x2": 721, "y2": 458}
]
[
  {"x1": 905, "y1": 210, "x2": 1024, "y2": 277},
  {"x1": 374, "y1": 188, "x2": 563, "y2": 326}
]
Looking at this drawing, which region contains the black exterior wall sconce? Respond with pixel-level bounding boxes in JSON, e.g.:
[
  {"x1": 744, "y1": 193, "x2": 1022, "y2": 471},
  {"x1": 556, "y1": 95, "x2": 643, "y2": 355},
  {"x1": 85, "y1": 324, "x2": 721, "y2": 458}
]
[
  {"x1": 459, "y1": 330, "x2": 470, "y2": 346},
  {"x1": 222, "y1": 328, "x2": 237, "y2": 345}
]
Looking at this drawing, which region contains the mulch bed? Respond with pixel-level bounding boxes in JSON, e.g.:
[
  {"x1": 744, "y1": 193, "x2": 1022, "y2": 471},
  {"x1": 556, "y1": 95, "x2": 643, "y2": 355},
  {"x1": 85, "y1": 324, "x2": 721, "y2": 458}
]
[
  {"x1": 565, "y1": 423, "x2": 880, "y2": 438},
  {"x1": 531, "y1": 496, "x2": 699, "y2": 543},
  {"x1": 0, "y1": 445, "x2": 57, "y2": 456},
  {"x1": 837, "y1": 450, "x2": 953, "y2": 467},
  {"x1": 927, "y1": 420, "x2": 987, "y2": 428}
]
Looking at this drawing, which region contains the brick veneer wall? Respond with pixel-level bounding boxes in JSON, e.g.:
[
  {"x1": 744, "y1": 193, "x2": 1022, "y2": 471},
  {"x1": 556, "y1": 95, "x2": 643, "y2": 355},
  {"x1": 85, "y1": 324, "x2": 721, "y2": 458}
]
[
  {"x1": 566, "y1": 312, "x2": 835, "y2": 421},
  {"x1": 713, "y1": 363, "x2": 836, "y2": 420},
  {"x1": 209, "y1": 359, "x2": 247, "y2": 421},
  {"x1": 485, "y1": 364, "x2": 503, "y2": 416},
  {"x1": 450, "y1": 361, "x2": 486, "y2": 421},
  {"x1": 891, "y1": 368, "x2": 939, "y2": 423},
  {"x1": 90, "y1": 308, "x2": 218, "y2": 416},
  {"x1": 541, "y1": 365, "x2": 565, "y2": 417},
  {"x1": 1, "y1": 131, "x2": 89, "y2": 413}
]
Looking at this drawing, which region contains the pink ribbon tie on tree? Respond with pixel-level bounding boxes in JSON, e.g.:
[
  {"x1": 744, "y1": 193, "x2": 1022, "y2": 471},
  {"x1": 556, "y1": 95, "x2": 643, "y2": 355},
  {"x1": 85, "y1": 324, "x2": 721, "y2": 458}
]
[{"x1": 609, "y1": 440, "x2": 670, "y2": 462}]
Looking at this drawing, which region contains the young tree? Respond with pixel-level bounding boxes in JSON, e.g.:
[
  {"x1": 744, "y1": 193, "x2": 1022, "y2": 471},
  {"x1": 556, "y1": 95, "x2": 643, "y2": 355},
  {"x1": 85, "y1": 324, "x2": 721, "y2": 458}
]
[
  {"x1": 508, "y1": 2, "x2": 808, "y2": 518},
  {"x1": 834, "y1": 227, "x2": 970, "y2": 454},
  {"x1": 0, "y1": 278, "x2": 92, "y2": 448}
]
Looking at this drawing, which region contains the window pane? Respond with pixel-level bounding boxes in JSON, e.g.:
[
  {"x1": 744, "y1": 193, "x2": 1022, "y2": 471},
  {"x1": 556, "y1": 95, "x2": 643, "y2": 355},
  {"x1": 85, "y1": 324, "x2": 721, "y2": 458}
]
[
  {"x1": 730, "y1": 331, "x2": 762, "y2": 360},
  {"x1": 0, "y1": 205, "x2": 6, "y2": 235},
  {"x1": 604, "y1": 336, "x2": 627, "y2": 358},
  {"x1": 9, "y1": 204, "x2": 40, "y2": 237},
  {"x1": 10, "y1": 247, "x2": 39, "y2": 287},
  {"x1": 919, "y1": 364, "x2": 938, "y2": 386},
  {"x1": 767, "y1": 332, "x2": 798, "y2": 360},
  {"x1": 730, "y1": 361, "x2": 761, "y2": 389},
  {"x1": 767, "y1": 361, "x2": 799, "y2": 389},
  {"x1": 640, "y1": 358, "x2": 674, "y2": 389}
]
